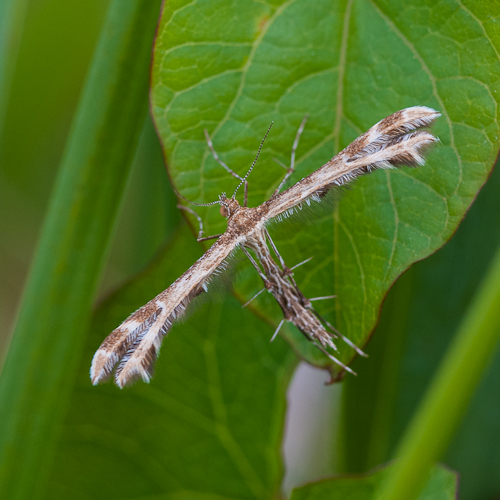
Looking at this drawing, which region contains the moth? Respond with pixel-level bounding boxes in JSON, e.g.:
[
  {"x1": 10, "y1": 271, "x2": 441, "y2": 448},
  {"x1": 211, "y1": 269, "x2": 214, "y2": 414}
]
[{"x1": 91, "y1": 106, "x2": 440, "y2": 388}]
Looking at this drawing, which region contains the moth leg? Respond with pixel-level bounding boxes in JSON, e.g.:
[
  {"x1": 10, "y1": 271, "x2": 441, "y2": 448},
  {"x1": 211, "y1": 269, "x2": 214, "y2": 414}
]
[
  {"x1": 177, "y1": 204, "x2": 204, "y2": 239},
  {"x1": 240, "y1": 245, "x2": 271, "y2": 284},
  {"x1": 204, "y1": 129, "x2": 244, "y2": 182},
  {"x1": 270, "y1": 318, "x2": 285, "y2": 342},
  {"x1": 264, "y1": 229, "x2": 288, "y2": 270},
  {"x1": 242, "y1": 287, "x2": 265, "y2": 308},
  {"x1": 264, "y1": 229, "x2": 300, "y2": 289},
  {"x1": 197, "y1": 233, "x2": 223, "y2": 242},
  {"x1": 313, "y1": 341, "x2": 357, "y2": 375},
  {"x1": 177, "y1": 205, "x2": 222, "y2": 242},
  {"x1": 290, "y1": 256, "x2": 314, "y2": 270},
  {"x1": 310, "y1": 305, "x2": 368, "y2": 358},
  {"x1": 300, "y1": 323, "x2": 357, "y2": 375},
  {"x1": 273, "y1": 114, "x2": 309, "y2": 195},
  {"x1": 309, "y1": 295, "x2": 337, "y2": 301}
]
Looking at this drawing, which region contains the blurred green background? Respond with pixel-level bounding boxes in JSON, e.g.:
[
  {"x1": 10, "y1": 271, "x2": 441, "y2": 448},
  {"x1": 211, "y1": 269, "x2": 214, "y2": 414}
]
[
  {"x1": 1, "y1": 1, "x2": 500, "y2": 499},
  {"x1": 0, "y1": 0, "x2": 179, "y2": 348},
  {"x1": 1, "y1": 0, "x2": 107, "y2": 342}
]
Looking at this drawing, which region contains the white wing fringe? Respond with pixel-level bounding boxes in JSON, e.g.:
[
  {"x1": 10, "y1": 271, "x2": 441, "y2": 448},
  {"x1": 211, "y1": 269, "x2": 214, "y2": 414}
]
[{"x1": 90, "y1": 295, "x2": 191, "y2": 388}]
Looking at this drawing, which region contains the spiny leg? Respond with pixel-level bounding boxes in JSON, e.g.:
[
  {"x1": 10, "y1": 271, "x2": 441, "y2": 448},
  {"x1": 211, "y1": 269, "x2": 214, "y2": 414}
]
[
  {"x1": 264, "y1": 229, "x2": 287, "y2": 270},
  {"x1": 241, "y1": 287, "x2": 265, "y2": 308},
  {"x1": 198, "y1": 233, "x2": 223, "y2": 242},
  {"x1": 290, "y1": 256, "x2": 314, "y2": 270},
  {"x1": 177, "y1": 205, "x2": 222, "y2": 242},
  {"x1": 204, "y1": 129, "x2": 249, "y2": 207},
  {"x1": 273, "y1": 114, "x2": 309, "y2": 196},
  {"x1": 310, "y1": 305, "x2": 368, "y2": 357},
  {"x1": 242, "y1": 257, "x2": 314, "y2": 308},
  {"x1": 313, "y1": 341, "x2": 357, "y2": 375},
  {"x1": 309, "y1": 295, "x2": 337, "y2": 301},
  {"x1": 204, "y1": 129, "x2": 243, "y2": 182},
  {"x1": 177, "y1": 205, "x2": 204, "y2": 240},
  {"x1": 240, "y1": 245, "x2": 271, "y2": 284},
  {"x1": 264, "y1": 229, "x2": 301, "y2": 291},
  {"x1": 270, "y1": 318, "x2": 284, "y2": 342},
  {"x1": 262, "y1": 232, "x2": 363, "y2": 358}
]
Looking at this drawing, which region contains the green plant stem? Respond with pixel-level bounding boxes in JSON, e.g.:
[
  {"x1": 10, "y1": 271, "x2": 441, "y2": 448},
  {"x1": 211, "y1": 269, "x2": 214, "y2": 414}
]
[
  {"x1": 0, "y1": 1, "x2": 161, "y2": 498},
  {"x1": 376, "y1": 242, "x2": 500, "y2": 500}
]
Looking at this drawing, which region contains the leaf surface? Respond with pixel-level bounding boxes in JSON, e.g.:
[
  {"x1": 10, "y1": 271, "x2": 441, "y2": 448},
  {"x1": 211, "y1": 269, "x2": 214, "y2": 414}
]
[
  {"x1": 151, "y1": 0, "x2": 500, "y2": 370},
  {"x1": 334, "y1": 4, "x2": 500, "y2": 498},
  {"x1": 290, "y1": 464, "x2": 457, "y2": 500},
  {"x1": 45, "y1": 1, "x2": 500, "y2": 498},
  {"x1": 48, "y1": 225, "x2": 296, "y2": 500}
]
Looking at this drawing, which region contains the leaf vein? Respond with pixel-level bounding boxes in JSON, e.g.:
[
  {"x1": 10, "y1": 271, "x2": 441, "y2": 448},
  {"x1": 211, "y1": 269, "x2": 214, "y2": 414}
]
[
  {"x1": 383, "y1": 170, "x2": 399, "y2": 283},
  {"x1": 370, "y1": 0, "x2": 464, "y2": 197},
  {"x1": 204, "y1": 307, "x2": 268, "y2": 499}
]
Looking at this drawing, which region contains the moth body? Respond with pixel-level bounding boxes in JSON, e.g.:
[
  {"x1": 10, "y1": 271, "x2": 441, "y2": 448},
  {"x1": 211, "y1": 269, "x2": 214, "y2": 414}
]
[{"x1": 91, "y1": 106, "x2": 440, "y2": 388}]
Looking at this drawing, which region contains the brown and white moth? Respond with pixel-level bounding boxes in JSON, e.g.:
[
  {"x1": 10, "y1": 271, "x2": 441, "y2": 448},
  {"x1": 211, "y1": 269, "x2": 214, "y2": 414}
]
[{"x1": 91, "y1": 106, "x2": 440, "y2": 388}]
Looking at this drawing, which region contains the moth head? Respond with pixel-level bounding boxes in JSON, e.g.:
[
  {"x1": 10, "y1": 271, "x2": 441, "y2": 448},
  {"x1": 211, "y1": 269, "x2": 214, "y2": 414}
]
[{"x1": 219, "y1": 193, "x2": 240, "y2": 218}]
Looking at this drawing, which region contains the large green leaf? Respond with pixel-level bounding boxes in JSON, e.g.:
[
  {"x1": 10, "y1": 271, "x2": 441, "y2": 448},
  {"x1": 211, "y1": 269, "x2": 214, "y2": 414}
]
[
  {"x1": 150, "y1": 0, "x2": 500, "y2": 372},
  {"x1": 290, "y1": 464, "x2": 457, "y2": 500},
  {"x1": 336, "y1": 6, "x2": 500, "y2": 498},
  {"x1": 47, "y1": 225, "x2": 296, "y2": 500}
]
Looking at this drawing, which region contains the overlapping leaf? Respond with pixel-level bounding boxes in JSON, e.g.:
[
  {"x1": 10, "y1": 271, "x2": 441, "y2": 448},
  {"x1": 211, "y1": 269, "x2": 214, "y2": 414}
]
[
  {"x1": 290, "y1": 464, "x2": 457, "y2": 500},
  {"x1": 47, "y1": 226, "x2": 296, "y2": 499}
]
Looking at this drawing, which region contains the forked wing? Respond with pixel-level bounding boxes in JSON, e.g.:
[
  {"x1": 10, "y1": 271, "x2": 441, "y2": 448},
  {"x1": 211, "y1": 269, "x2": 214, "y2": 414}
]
[
  {"x1": 90, "y1": 232, "x2": 241, "y2": 388},
  {"x1": 263, "y1": 106, "x2": 440, "y2": 220}
]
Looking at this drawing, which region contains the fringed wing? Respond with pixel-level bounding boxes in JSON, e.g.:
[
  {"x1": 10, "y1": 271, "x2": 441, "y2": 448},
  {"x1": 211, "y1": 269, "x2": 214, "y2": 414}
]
[
  {"x1": 90, "y1": 232, "x2": 241, "y2": 388},
  {"x1": 264, "y1": 106, "x2": 440, "y2": 220}
]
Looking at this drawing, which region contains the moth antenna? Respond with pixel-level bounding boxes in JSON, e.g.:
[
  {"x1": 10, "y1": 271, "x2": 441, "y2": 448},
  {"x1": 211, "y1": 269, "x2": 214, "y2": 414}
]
[
  {"x1": 173, "y1": 186, "x2": 221, "y2": 207},
  {"x1": 232, "y1": 121, "x2": 274, "y2": 199}
]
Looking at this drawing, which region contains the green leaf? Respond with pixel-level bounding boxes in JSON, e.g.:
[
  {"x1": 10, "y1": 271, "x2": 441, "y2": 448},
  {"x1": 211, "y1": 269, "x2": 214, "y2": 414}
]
[
  {"x1": 47, "y1": 225, "x2": 296, "y2": 500},
  {"x1": 290, "y1": 464, "x2": 457, "y2": 500},
  {"x1": 31, "y1": 0, "x2": 500, "y2": 498},
  {"x1": 150, "y1": 0, "x2": 500, "y2": 372},
  {"x1": 0, "y1": 1, "x2": 162, "y2": 498}
]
